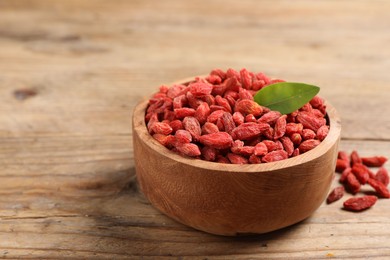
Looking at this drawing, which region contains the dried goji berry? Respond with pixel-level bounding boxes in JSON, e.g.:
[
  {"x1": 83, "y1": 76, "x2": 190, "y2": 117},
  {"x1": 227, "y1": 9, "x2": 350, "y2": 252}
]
[
  {"x1": 292, "y1": 148, "x2": 300, "y2": 157},
  {"x1": 345, "y1": 173, "x2": 361, "y2": 194},
  {"x1": 339, "y1": 167, "x2": 352, "y2": 183},
  {"x1": 280, "y1": 136, "x2": 294, "y2": 157},
  {"x1": 230, "y1": 122, "x2": 269, "y2": 140},
  {"x1": 249, "y1": 154, "x2": 262, "y2": 164},
  {"x1": 351, "y1": 163, "x2": 370, "y2": 184},
  {"x1": 221, "y1": 112, "x2": 236, "y2": 134},
  {"x1": 301, "y1": 128, "x2": 316, "y2": 140},
  {"x1": 361, "y1": 156, "x2": 388, "y2": 167},
  {"x1": 316, "y1": 125, "x2": 329, "y2": 141},
  {"x1": 327, "y1": 186, "x2": 345, "y2": 204},
  {"x1": 285, "y1": 123, "x2": 303, "y2": 135},
  {"x1": 258, "y1": 111, "x2": 281, "y2": 125},
  {"x1": 201, "y1": 146, "x2": 218, "y2": 161},
  {"x1": 207, "y1": 110, "x2": 226, "y2": 124},
  {"x1": 350, "y1": 150, "x2": 362, "y2": 166},
  {"x1": 296, "y1": 111, "x2": 326, "y2": 132},
  {"x1": 290, "y1": 133, "x2": 302, "y2": 146},
  {"x1": 298, "y1": 139, "x2": 320, "y2": 153},
  {"x1": 254, "y1": 142, "x2": 268, "y2": 156},
  {"x1": 194, "y1": 102, "x2": 210, "y2": 125},
  {"x1": 201, "y1": 122, "x2": 219, "y2": 135},
  {"x1": 152, "y1": 134, "x2": 175, "y2": 148},
  {"x1": 174, "y1": 107, "x2": 196, "y2": 119},
  {"x1": 182, "y1": 117, "x2": 201, "y2": 141},
  {"x1": 199, "y1": 132, "x2": 233, "y2": 149},
  {"x1": 234, "y1": 99, "x2": 263, "y2": 116},
  {"x1": 189, "y1": 82, "x2": 213, "y2": 97},
  {"x1": 150, "y1": 122, "x2": 173, "y2": 135},
  {"x1": 175, "y1": 129, "x2": 192, "y2": 143},
  {"x1": 274, "y1": 115, "x2": 287, "y2": 140},
  {"x1": 240, "y1": 68, "x2": 252, "y2": 89},
  {"x1": 375, "y1": 167, "x2": 389, "y2": 186},
  {"x1": 169, "y1": 120, "x2": 183, "y2": 133},
  {"x1": 215, "y1": 95, "x2": 232, "y2": 113},
  {"x1": 227, "y1": 153, "x2": 248, "y2": 164},
  {"x1": 245, "y1": 114, "x2": 257, "y2": 123},
  {"x1": 238, "y1": 88, "x2": 253, "y2": 100},
  {"x1": 262, "y1": 140, "x2": 279, "y2": 152},
  {"x1": 343, "y1": 195, "x2": 377, "y2": 212},
  {"x1": 175, "y1": 142, "x2": 201, "y2": 157},
  {"x1": 367, "y1": 178, "x2": 390, "y2": 198},
  {"x1": 262, "y1": 150, "x2": 288, "y2": 163},
  {"x1": 216, "y1": 155, "x2": 230, "y2": 164},
  {"x1": 338, "y1": 151, "x2": 350, "y2": 164}
]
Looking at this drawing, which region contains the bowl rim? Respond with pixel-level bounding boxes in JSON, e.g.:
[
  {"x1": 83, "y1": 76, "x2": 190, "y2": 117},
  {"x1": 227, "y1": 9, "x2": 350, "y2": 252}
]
[{"x1": 133, "y1": 80, "x2": 341, "y2": 173}]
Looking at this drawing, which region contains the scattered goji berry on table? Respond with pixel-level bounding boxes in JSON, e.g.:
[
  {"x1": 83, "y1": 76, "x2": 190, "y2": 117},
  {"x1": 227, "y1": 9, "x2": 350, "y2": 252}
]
[
  {"x1": 343, "y1": 196, "x2": 377, "y2": 212},
  {"x1": 327, "y1": 186, "x2": 345, "y2": 204}
]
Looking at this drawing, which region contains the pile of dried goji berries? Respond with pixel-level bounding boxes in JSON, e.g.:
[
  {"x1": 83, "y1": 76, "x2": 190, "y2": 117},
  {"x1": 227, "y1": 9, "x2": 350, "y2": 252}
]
[
  {"x1": 145, "y1": 68, "x2": 329, "y2": 164},
  {"x1": 327, "y1": 150, "x2": 389, "y2": 211}
]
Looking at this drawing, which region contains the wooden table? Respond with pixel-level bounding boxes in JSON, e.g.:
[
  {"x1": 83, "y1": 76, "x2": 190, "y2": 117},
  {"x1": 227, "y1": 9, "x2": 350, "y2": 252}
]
[{"x1": 1, "y1": 1, "x2": 389, "y2": 258}]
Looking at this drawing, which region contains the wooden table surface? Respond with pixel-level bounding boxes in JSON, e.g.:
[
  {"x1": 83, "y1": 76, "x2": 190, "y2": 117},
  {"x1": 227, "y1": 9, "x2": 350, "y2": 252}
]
[{"x1": 1, "y1": 0, "x2": 390, "y2": 259}]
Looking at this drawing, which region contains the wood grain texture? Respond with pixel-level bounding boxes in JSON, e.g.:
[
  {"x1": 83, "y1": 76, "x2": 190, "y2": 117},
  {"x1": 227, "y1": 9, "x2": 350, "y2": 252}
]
[{"x1": 0, "y1": 0, "x2": 389, "y2": 258}]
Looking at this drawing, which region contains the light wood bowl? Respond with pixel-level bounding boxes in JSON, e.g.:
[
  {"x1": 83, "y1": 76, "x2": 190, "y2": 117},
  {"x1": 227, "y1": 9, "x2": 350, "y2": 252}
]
[{"x1": 132, "y1": 82, "x2": 341, "y2": 236}]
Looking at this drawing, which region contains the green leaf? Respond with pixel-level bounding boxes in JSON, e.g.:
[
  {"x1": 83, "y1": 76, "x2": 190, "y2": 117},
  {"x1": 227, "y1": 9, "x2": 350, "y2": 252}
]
[{"x1": 253, "y1": 82, "x2": 320, "y2": 115}]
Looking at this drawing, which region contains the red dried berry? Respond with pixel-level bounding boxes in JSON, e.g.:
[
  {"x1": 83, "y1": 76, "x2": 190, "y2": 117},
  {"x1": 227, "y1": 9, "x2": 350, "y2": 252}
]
[
  {"x1": 298, "y1": 139, "x2": 320, "y2": 153},
  {"x1": 351, "y1": 163, "x2": 370, "y2": 184},
  {"x1": 227, "y1": 153, "x2": 248, "y2": 164},
  {"x1": 249, "y1": 154, "x2": 262, "y2": 164},
  {"x1": 201, "y1": 146, "x2": 218, "y2": 162},
  {"x1": 343, "y1": 196, "x2": 377, "y2": 212},
  {"x1": 345, "y1": 173, "x2": 361, "y2": 194},
  {"x1": 327, "y1": 186, "x2": 345, "y2": 204},
  {"x1": 174, "y1": 107, "x2": 196, "y2": 119},
  {"x1": 274, "y1": 115, "x2": 287, "y2": 139},
  {"x1": 262, "y1": 150, "x2": 288, "y2": 163},
  {"x1": 182, "y1": 117, "x2": 201, "y2": 141},
  {"x1": 280, "y1": 136, "x2": 294, "y2": 157},
  {"x1": 375, "y1": 167, "x2": 389, "y2": 186},
  {"x1": 152, "y1": 134, "x2": 175, "y2": 148},
  {"x1": 296, "y1": 111, "x2": 326, "y2": 132},
  {"x1": 339, "y1": 167, "x2": 352, "y2": 183},
  {"x1": 350, "y1": 150, "x2": 362, "y2": 166},
  {"x1": 290, "y1": 133, "x2": 302, "y2": 146},
  {"x1": 316, "y1": 125, "x2": 329, "y2": 141},
  {"x1": 221, "y1": 112, "x2": 236, "y2": 134},
  {"x1": 201, "y1": 122, "x2": 219, "y2": 135},
  {"x1": 194, "y1": 102, "x2": 210, "y2": 125},
  {"x1": 285, "y1": 123, "x2": 303, "y2": 135},
  {"x1": 199, "y1": 132, "x2": 233, "y2": 150},
  {"x1": 207, "y1": 110, "x2": 226, "y2": 124},
  {"x1": 234, "y1": 99, "x2": 263, "y2": 116},
  {"x1": 175, "y1": 129, "x2": 192, "y2": 143},
  {"x1": 336, "y1": 159, "x2": 349, "y2": 172},
  {"x1": 189, "y1": 82, "x2": 213, "y2": 97},
  {"x1": 301, "y1": 128, "x2": 316, "y2": 140},
  {"x1": 231, "y1": 122, "x2": 269, "y2": 140},
  {"x1": 254, "y1": 142, "x2": 268, "y2": 156},
  {"x1": 361, "y1": 156, "x2": 388, "y2": 167},
  {"x1": 367, "y1": 178, "x2": 390, "y2": 198},
  {"x1": 338, "y1": 151, "x2": 350, "y2": 164},
  {"x1": 175, "y1": 143, "x2": 201, "y2": 157},
  {"x1": 150, "y1": 122, "x2": 173, "y2": 135},
  {"x1": 258, "y1": 111, "x2": 281, "y2": 125}
]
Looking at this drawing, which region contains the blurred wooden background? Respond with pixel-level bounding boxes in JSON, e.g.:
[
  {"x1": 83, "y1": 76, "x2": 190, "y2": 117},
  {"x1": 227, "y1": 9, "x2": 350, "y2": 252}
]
[{"x1": 0, "y1": 0, "x2": 389, "y2": 259}]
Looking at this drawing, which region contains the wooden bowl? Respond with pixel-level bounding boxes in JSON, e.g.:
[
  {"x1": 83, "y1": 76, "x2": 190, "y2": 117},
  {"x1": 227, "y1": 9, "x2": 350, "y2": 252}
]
[{"x1": 132, "y1": 83, "x2": 341, "y2": 236}]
